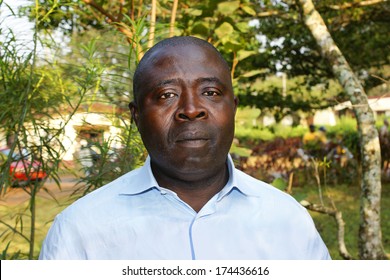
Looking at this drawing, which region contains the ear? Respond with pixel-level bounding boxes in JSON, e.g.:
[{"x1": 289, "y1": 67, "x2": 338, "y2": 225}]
[
  {"x1": 129, "y1": 101, "x2": 140, "y2": 128},
  {"x1": 233, "y1": 95, "x2": 239, "y2": 115}
]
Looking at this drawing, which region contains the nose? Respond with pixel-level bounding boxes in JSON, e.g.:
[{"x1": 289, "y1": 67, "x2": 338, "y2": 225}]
[{"x1": 175, "y1": 93, "x2": 208, "y2": 121}]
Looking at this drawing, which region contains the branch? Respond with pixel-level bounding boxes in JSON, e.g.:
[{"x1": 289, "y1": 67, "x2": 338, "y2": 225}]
[
  {"x1": 257, "y1": 10, "x2": 282, "y2": 17},
  {"x1": 328, "y1": 0, "x2": 387, "y2": 10},
  {"x1": 300, "y1": 200, "x2": 353, "y2": 260},
  {"x1": 81, "y1": 0, "x2": 144, "y2": 60},
  {"x1": 257, "y1": 10, "x2": 293, "y2": 19},
  {"x1": 117, "y1": 0, "x2": 125, "y2": 22},
  {"x1": 0, "y1": 220, "x2": 30, "y2": 243},
  {"x1": 257, "y1": 0, "x2": 387, "y2": 18},
  {"x1": 82, "y1": 0, "x2": 117, "y2": 23}
]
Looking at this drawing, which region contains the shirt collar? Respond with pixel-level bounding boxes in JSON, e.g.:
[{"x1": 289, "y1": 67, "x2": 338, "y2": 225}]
[
  {"x1": 117, "y1": 156, "x2": 158, "y2": 195},
  {"x1": 216, "y1": 154, "x2": 262, "y2": 200},
  {"x1": 118, "y1": 154, "x2": 262, "y2": 198}
]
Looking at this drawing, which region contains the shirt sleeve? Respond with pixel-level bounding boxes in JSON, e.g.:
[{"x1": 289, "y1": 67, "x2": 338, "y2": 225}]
[
  {"x1": 39, "y1": 213, "x2": 86, "y2": 260},
  {"x1": 301, "y1": 208, "x2": 332, "y2": 260}
]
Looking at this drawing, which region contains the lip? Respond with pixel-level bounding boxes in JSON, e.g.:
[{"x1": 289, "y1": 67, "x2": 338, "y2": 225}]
[
  {"x1": 176, "y1": 138, "x2": 209, "y2": 148},
  {"x1": 174, "y1": 131, "x2": 211, "y2": 147}
]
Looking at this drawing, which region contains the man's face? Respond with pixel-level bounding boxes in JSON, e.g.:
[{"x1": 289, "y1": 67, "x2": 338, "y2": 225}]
[{"x1": 131, "y1": 44, "x2": 237, "y2": 182}]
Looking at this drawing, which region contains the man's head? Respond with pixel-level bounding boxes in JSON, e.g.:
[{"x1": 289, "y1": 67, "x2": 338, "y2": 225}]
[{"x1": 130, "y1": 36, "x2": 238, "y2": 183}]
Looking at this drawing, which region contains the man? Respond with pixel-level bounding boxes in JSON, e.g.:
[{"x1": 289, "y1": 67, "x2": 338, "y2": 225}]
[
  {"x1": 302, "y1": 124, "x2": 325, "y2": 158},
  {"x1": 39, "y1": 36, "x2": 330, "y2": 260},
  {"x1": 302, "y1": 124, "x2": 319, "y2": 146}
]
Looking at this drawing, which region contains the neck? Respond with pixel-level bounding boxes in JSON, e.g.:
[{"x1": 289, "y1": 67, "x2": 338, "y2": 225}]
[{"x1": 151, "y1": 161, "x2": 229, "y2": 212}]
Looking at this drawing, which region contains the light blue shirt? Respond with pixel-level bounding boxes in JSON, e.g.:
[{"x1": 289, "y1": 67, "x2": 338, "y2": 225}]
[{"x1": 39, "y1": 155, "x2": 331, "y2": 260}]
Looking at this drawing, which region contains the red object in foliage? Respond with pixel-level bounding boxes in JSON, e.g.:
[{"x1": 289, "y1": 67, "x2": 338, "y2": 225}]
[{"x1": 1, "y1": 148, "x2": 47, "y2": 186}]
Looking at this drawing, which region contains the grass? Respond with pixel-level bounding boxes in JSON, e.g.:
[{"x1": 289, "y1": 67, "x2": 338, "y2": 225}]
[
  {"x1": 290, "y1": 181, "x2": 390, "y2": 260},
  {"x1": 0, "y1": 193, "x2": 77, "y2": 259}
]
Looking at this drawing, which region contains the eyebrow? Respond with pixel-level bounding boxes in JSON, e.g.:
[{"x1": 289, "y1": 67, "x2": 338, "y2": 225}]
[
  {"x1": 154, "y1": 77, "x2": 225, "y2": 89},
  {"x1": 195, "y1": 77, "x2": 224, "y2": 86},
  {"x1": 155, "y1": 78, "x2": 180, "y2": 88}
]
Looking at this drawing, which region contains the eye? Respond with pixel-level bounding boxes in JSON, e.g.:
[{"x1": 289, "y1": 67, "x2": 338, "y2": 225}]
[
  {"x1": 202, "y1": 90, "x2": 220, "y2": 97},
  {"x1": 159, "y1": 92, "x2": 177, "y2": 99}
]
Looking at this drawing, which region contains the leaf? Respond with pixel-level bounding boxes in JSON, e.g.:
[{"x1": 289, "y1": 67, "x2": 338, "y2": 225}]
[
  {"x1": 241, "y1": 5, "x2": 256, "y2": 16},
  {"x1": 236, "y1": 22, "x2": 249, "y2": 33},
  {"x1": 215, "y1": 22, "x2": 234, "y2": 40},
  {"x1": 237, "y1": 50, "x2": 257, "y2": 61},
  {"x1": 185, "y1": 8, "x2": 203, "y2": 16},
  {"x1": 240, "y1": 69, "x2": 268, "y2": 78},
  {"x1": 191, "y1": 22, "x2": 210, "y2": 35},
  {"x1": 221, "y1": 39, "x2": 242, "y2": 52},
  {"x1": 217, "y1": 1, "x2": 240, "y2": 16},
  {"x1": 294, "y1": 194, "x2": 308, "y2": 203},
  {"x1": 271, "y1": 177, "x2": 287, "y2": 191}
]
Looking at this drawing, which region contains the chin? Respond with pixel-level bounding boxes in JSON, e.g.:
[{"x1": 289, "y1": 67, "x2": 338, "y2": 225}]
[{"x1": 175, "y1": 153, "x2": 226, "y2": 172}]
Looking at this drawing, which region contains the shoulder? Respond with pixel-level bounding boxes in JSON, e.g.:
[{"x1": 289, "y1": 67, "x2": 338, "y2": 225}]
[
  {"x1": 235, "y1": 168, "x2": 290, "y2": 198},
  {"x1": 234, "y1": 168, "x2": 311, "y2": 217},
  {"x1": 59, "y1": 167, "x2": 145, "y2": 219}
]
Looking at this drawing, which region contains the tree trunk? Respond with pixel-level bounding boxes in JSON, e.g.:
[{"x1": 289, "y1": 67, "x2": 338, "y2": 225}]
[
  {"x1": 297, "y1": 0, "x2": 387, "y2": 259},
  {"x1": 147, "y1": 0, "x2": 157, "y2": 48},
  {"x1": 169, "y1": 0, "x2": 179, "y2": 37}
]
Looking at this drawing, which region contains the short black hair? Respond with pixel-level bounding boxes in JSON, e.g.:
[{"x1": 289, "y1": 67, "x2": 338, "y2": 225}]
[{"x1": 132, "y1": 36, "x2": 230, "y2": 104}]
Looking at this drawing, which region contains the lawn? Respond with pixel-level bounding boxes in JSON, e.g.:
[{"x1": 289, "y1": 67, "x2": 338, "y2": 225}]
[
  {"x1": 0, "y1": 192, "x2": 77, "y2": 259},
  {"x1": 291, "y1": 182, "x2": 390, "y2": 259}
]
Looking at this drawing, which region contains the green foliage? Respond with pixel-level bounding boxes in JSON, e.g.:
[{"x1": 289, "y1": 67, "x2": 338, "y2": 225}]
[
  {"x1": 292, "y1": 183, "x2": 390, "y2": 259},
  {"x1": 0, "y1": 1, "x2": 144, "y2": 259},
  {"x1": 234, "y1": 107, "x2": 308, "y2": 142},
  {"x1": 0, "y1": 242, "x2": 21, "y2": 260},
  {"x1": 255, "y1": 1, "x2": 390, "y2": 91},
  {"x1": 75, "y1": 127, "x2": 145, "y2": 196},
  {"x1": 238, "y1": 75, "x2": 343, "y2": 122},
  {"x1": 326, "y1": 116, "x2": 360, "y2": 158},
  {"x1": 271, "y1": 177, "x2": 287, "y2": 191},
  {"x1": 22, "y1": 0, "x2": 106, "y2": 34},
  {"x1": 0, "y1": 12, "x2": 100, "y2": 257},
  {"x1": 19, "y1": 0, "x2": 390, "y2": 115},
  {"x1": 235, "y1": 127, "x2": 275, "y2": 142},
  {"x1": 175, "y1": 0, "x2": 260, "y2": 67}
]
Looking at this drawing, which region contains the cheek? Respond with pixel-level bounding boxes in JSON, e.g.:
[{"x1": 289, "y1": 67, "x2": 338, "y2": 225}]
[
  {"x1": 138, "y1": 112, "x2": 172, "y2": 141},
  {"x1": 211, "y1": 104, "x2": 235, "y2": 127}
]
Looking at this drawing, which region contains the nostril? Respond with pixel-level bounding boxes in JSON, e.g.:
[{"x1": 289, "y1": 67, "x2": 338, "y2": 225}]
[
  {"x1": 196, "y1": 112, "x2": 206, "y2": 118},
  {"x1": 178, "y1": 113, "x2": 190, "y2": 120},
  {"x1": 176, "y1": 109, "x2": 208, "y2": 121}
]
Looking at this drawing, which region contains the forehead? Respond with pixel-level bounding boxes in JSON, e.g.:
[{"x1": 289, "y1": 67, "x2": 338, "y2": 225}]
[{"x1": 141, "y1": 44, "x2": 230, "y2": 82}]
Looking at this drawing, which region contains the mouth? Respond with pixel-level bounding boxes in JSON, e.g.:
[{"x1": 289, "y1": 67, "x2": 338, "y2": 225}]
[
  {"x1": 175, "y1": 132, "x2": 210, "y2": 148},
  {"x1": 177, "y1": 139, "x2": 209, "y2": 148}
]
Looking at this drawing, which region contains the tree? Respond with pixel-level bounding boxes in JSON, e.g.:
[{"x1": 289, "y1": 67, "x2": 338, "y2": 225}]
[
  {"x1": 0, "y1": 1, "x2": 123, "y2": 258},
  {"x1": 296, "y1": 0, "x2": 386, "y2": 260},
  {"x1": 254, "y1": 0, "x2": 389, "y2": 92},
  {"x1": 1, "y1": 3, "x2": 82, "y2": 258}
]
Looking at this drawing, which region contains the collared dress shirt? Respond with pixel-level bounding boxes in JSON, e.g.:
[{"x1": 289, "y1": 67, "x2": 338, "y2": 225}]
[{"x1": 39, "y1": 155, "x2": 331, "y2": 260}]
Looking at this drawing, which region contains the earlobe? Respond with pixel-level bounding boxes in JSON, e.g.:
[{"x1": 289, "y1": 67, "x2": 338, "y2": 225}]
[
  {"x1": 233, "y1": 95, "x2": 239, "y2": 114},
  {"x1": 129, "y1": 101, "x2": 139, "y2": 127}
]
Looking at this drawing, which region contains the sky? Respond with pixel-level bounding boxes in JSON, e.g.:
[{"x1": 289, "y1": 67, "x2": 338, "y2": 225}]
[{"x1": 0, "y1": 0, "x2": 43, "y2": 55}]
